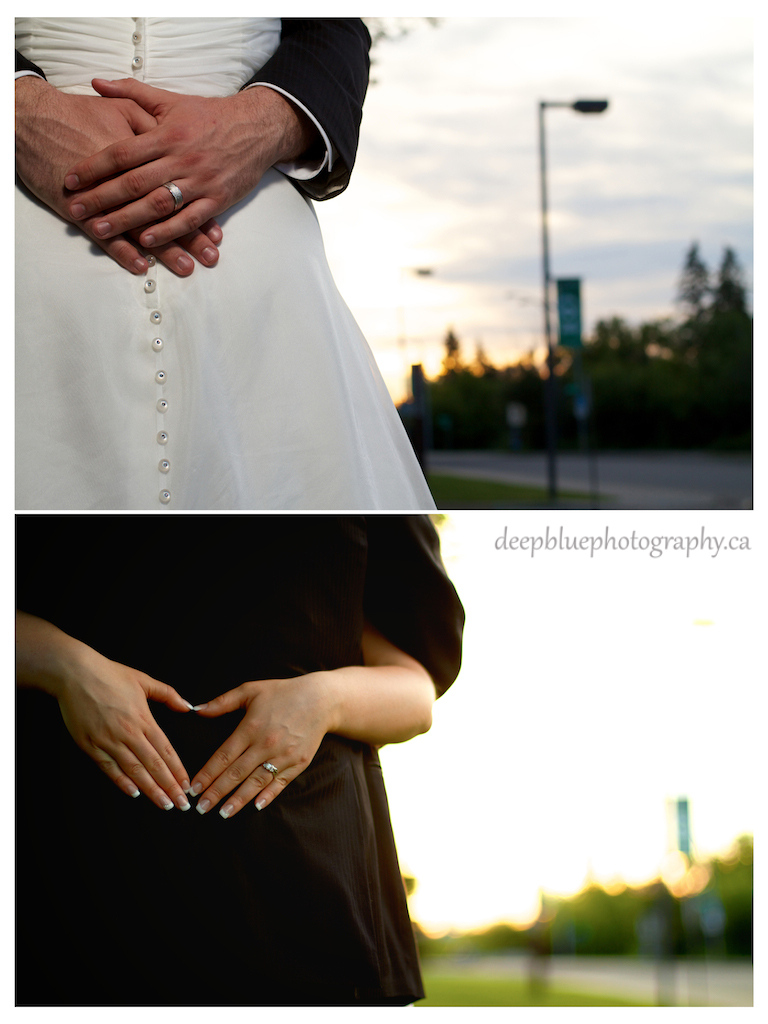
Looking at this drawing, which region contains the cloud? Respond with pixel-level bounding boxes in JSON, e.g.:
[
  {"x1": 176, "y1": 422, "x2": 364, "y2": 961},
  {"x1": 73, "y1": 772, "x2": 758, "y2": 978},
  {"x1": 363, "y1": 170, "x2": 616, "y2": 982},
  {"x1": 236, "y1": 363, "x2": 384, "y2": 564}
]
[{"x1": 317, "y1": 16, "x2": 752, "y2": 389}]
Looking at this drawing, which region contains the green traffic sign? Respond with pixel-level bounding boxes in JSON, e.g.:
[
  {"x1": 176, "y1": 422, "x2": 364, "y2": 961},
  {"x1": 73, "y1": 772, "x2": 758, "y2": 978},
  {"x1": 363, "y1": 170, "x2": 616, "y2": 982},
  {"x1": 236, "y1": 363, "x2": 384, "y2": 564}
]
[{"x1": 557, "y1": 278, "x2": 582, "y2": 347}]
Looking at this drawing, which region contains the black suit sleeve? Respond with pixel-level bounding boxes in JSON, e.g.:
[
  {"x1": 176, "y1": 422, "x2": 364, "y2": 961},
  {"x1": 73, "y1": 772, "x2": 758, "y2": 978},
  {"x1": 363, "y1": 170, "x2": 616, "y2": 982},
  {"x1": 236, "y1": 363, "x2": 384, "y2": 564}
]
[
  {"x1": 363, "y1": 516, "x2": 465, "y2": 697},
  {"x1": 244, "y1": 19, "x2": 371, "y2": 201},
  {"x1": 15, "y1": 50, "x2": 46, "y2": 79}
]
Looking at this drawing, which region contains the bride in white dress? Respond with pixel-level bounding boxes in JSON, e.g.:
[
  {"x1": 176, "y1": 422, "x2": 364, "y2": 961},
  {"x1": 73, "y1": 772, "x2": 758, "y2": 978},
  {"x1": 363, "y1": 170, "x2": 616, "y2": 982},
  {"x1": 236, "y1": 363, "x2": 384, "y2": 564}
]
[{"x1": 15, "y1": 18, "x2": 435, "y2": 511}]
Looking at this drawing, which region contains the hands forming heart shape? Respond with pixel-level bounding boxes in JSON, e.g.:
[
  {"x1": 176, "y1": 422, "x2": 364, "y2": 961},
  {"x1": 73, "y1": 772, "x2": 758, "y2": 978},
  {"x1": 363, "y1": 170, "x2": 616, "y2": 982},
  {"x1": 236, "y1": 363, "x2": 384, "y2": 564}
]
[
  {"x1": 18, "y1": 611, "x2": 435, "y2": 815},
  {"x1": 55, "y1": 641, "x2": 331, "y2": 820}
]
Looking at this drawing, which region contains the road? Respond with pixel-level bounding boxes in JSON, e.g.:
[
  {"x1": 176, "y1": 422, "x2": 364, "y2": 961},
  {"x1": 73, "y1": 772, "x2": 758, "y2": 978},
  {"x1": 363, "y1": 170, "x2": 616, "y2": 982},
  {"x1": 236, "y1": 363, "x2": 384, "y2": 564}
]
[
  {"x1": 423, "y1": 954, "x2": 753, "y2": 1006},
  {"x1": 428, "y1": 450, "x2": 752, "y2": 509}
]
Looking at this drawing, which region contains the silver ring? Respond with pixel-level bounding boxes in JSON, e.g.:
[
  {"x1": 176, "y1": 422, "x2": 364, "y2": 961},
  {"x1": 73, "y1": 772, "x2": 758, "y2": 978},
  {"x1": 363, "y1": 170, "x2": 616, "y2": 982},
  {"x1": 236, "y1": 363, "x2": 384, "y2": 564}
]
[
  {"x1": 261, "y1": 762, "x2": 278, "y2": 778},
  {"x1": 161, "y1": 181, "x2": 184, "y2": 212}
]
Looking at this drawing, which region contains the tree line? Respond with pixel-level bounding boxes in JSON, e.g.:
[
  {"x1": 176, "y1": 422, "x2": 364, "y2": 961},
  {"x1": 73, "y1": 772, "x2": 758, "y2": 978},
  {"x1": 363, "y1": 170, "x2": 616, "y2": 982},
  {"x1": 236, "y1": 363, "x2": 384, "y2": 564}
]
[
  {"x1": 415, "y1": 245, "x2": 751, "y2": 451},
  {"x1": 415, "y1": 835, "x2": 752, "y2": 960}
]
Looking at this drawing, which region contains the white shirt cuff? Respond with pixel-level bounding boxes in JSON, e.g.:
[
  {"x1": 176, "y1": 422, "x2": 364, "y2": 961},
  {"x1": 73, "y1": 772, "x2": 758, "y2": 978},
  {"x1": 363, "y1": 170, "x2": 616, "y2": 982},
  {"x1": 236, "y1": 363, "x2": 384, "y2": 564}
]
[
  {"x1": 15, "y1": 70, "x2": 45, "y2": 80},
  {"x1": 242, "y1": 82, "x2": 334, "y2": 180}
]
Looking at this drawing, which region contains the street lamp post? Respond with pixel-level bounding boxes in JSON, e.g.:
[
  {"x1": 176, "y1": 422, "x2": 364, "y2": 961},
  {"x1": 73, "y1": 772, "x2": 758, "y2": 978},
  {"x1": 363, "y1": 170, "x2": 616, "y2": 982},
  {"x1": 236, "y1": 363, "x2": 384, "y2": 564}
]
[
  {"x1": 538, "y1": 99, "x2": 608, "y2": 502},
  {"x1": 398, "y1": 266, "x2": 434, "y2": 388},
  {"x1": 398, "y1": 266, "x2": 434, "y2": 470}
]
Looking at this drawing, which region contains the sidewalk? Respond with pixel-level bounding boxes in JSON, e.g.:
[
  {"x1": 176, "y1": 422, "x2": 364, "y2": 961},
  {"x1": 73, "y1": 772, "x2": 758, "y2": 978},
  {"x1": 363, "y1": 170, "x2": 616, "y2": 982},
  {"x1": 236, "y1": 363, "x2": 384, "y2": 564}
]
[{"x1": 428, "y1": 450, "x2": 752, "y2": 510}]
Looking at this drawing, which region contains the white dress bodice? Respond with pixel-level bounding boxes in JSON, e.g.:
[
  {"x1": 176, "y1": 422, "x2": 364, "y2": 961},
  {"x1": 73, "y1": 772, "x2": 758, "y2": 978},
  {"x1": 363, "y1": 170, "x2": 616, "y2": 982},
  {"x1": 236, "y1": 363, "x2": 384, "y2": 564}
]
[{"x1": 15, "y1": 17, "x2": 281, "y2": 95}]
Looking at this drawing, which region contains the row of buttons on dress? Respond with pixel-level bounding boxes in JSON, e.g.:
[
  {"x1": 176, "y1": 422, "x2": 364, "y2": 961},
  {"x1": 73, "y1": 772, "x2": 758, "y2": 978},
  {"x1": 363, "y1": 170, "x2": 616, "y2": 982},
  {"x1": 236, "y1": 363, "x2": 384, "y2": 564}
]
[
  {"x1": 131, "y1": 21, "x2": 172, "y2": 507},
  {"x1": 131, "y1": 28, "x2": 143, "y2": 70},
  {"x1": 145, "y1": 255, "x2": 172, "y2": 505}
]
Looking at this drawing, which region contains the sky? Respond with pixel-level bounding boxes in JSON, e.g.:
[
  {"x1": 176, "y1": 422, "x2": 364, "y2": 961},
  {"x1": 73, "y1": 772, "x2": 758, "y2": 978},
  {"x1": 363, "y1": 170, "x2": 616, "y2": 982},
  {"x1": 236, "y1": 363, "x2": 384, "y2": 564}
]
[
  {"x1": 378, "y1": 511, "x2": 758, "y2": 935},
  {"x1": 314, "y1": 13, "x2": 753, "y2": 401}
]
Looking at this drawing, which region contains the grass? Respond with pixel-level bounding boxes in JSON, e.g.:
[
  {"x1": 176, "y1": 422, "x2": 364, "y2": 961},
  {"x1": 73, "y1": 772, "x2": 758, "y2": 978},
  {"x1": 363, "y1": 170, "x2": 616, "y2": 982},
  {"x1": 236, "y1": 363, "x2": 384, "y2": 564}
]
[
  {"x1": 427, "y1": 473, "x2": 606, "y2": 508},
  {"x1": 416, "y1": 973, "x2": 650, "y2": 1007}
]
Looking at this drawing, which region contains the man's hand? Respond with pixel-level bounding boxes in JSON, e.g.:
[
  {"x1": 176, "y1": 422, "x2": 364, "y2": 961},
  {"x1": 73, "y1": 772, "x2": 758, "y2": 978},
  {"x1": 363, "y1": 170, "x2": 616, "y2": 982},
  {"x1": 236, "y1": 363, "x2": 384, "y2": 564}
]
[
  {"x1": 64, "y1": 78, "x2": 319, "y2": 249},
  {"x1": 15, "y1": 77, "x2": 222, "y2": 276}
]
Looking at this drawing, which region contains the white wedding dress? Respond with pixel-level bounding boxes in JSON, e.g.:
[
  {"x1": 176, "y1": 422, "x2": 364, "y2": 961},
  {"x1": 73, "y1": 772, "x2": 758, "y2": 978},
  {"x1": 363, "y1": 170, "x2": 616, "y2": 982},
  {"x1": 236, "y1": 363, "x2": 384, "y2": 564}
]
[{"x1": 15, "y1": 18, "x2": 435, "y2": 510}]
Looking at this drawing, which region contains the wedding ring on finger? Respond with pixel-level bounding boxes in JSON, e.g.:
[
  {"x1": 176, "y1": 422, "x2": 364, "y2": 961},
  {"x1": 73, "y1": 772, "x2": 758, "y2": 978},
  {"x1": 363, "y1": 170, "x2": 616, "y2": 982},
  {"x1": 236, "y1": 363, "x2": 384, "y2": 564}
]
[
  {"x1": 261, "y1": 762, "x2": 279, "y2": 779},
  {"x1": 161, "y1": 181, "x2": 184, "y2": 212}
]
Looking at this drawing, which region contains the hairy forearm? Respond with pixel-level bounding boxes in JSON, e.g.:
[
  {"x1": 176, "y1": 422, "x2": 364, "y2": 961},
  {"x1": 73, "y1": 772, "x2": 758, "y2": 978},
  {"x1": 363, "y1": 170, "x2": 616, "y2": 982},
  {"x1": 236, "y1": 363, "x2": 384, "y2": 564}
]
[
  {"x1": 15, "y1": 73, "x2": 50, "y2": 119},
  {"x1": 231, "y1": 84, "x2": 319, "y2": 167},
  {"x1": 15, "y1": 76, "x2": 64, "y2": 169}
]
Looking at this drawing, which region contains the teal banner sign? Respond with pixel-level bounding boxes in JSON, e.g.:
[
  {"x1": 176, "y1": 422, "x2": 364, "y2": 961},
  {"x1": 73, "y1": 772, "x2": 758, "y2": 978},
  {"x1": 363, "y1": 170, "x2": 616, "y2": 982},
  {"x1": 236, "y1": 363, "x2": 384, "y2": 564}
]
[
  {"x1": 677, "y1": 797, "x2": 690, "y2": 856},
  {"x1": 557, "y1": 278, "x2": 582, "y2": 348}
]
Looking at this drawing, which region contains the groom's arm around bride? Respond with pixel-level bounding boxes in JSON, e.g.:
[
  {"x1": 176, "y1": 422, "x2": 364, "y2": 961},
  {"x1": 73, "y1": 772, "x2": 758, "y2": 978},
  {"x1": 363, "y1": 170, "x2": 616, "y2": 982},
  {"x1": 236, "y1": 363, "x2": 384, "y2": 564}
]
[{"x1": 15, "y1": 19, "x2": 371, "y2": 275}]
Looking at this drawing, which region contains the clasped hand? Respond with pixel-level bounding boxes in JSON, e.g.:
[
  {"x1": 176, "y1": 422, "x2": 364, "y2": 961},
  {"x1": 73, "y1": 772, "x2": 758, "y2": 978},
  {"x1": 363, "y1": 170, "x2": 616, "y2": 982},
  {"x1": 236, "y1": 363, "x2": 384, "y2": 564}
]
[
  {"x1": 15, "y1": 78, "x2": 222, "y2": 277},
  {"x1": 63, "y1": 77, "x2": 316, "y2": 251}
]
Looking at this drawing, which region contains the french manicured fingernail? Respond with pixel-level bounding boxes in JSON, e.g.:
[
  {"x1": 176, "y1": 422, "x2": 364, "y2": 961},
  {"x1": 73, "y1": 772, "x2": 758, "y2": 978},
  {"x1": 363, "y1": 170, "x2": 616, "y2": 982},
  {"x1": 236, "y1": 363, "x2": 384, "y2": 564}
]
[
  {"x1": 182, "y1": 700, "x2": 195, "y2": 710},
  {"x1": 192, "y1": 704, "x2": 208, "y2": 712},
  {"x1": 202, "y1": 247, "x2": 218, "y2": 263},
  {"x1": 208, "y1": 225, "x2": 222, "y2": 242},
  {"x1": 176, "y1": 254, "x2": 194, "y2": 273},
  {"x1": 196, "y1": 798, "x2": 211, "y2": 815},
  {"x1": 255, "y1": 799, "x2": 266, "y2": 811},
  {"x1": 70, "y1": 202, "x2": 85, "y2": 219},
  {"x1": 129, "y1": 786, "x2": 140, "y2": 798},
  {"x1": 162, "y1": 796, "x2": 174, "y2": 811},
  {"x1": 176, "y1": 793, "x2": 191, "y2": 811},
  {"x1": 133, "y1": 258, "x2": 147, "y2": 273},
  {"x1": 65, "y1": 174, "x2": 80, "y2": 189},
  {"x1": 219, "y1": 803, "x2": 234, "y2": 819},
  {"x1": 190, "y1": 782, "x2": 203, "y2": 796},
  {"x1": 94, "y1": 221, "x2": 111, "y2": 237},
  {"x1": 143, "y1": 233, "x2": 156, "y2": 246}
]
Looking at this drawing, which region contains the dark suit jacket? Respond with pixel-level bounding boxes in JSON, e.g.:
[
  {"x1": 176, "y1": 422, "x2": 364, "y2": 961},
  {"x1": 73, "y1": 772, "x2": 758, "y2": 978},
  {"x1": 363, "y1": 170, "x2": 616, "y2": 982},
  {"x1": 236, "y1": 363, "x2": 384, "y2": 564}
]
[
  {"x1": 15, "y1": 17, "x2": 371, "y2": 200},
  {"x1": 16, "y1": 515, "x2": 464, "y2": 1005}
]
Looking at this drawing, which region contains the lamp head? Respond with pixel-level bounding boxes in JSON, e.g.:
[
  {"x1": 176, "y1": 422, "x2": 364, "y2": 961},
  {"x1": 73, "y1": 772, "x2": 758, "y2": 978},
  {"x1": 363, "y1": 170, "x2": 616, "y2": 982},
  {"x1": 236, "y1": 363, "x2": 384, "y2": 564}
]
[{"x1": 572, "y1": 100, "x2": 609, "y2": 114}]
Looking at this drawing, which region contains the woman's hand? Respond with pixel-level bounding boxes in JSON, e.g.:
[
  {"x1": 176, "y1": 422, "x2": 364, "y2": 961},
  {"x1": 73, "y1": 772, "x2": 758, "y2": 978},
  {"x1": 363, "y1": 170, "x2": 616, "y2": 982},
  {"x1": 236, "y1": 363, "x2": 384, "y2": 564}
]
[
  {"x1": 15, "y1": 76, "x2": 222, "y2": 276},
  {"x1": 189, "y1": 674, "x2": 333, "y2": 819},
  {"x1": 189, "y1": 623, "x2": 436, "y2": 821},
  {"x1": 16, "y1": 612, "x2": 194, "y2": 810},
  {"x1": 56, "y1": 646, "x2": 196, "y2": 810},
  {"x1": 64, "y1": 78, "x2": 317, "y2": 249}
]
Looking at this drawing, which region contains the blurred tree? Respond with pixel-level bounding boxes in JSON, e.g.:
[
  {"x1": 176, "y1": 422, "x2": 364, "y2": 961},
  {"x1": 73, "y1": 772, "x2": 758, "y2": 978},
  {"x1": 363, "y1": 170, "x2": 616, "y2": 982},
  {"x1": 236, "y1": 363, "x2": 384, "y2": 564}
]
[
  {"x1": 469, "y1": 923, "x2": 530, "y2": 953},
  {"x1": 677, "y1": 242, "x2": 710, "y2": 320},
  {"x1": 472, "y1": 341, "x2": 495, "y2": 377},
  {"x1": 363, "y1": 17, "x2": 441, "y2": 47},
  {"x1": 709, "y1": 835, "x2": 753, "y2": 957},
  {"x1": 418, "y1": 245, "x2": 751, "y2": 452},
  {"x1": 549, "y1": 885, "x2": 657, "y2": 956},
  {"x1": 415, "y1": 839, "x2": 752, "y2": 962},
  {"x1": 711, "y1": 247, "x2": 748, "y2": 315},
  {"x1": 362, "y1": 18, "x2": 441, "y2": 85},
  {"x1": 442, "y1": 327, "x2": 463, "y2": 373},
  {"x1": 685, "y1": 247, "x2": 752, "y2": 448}
]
